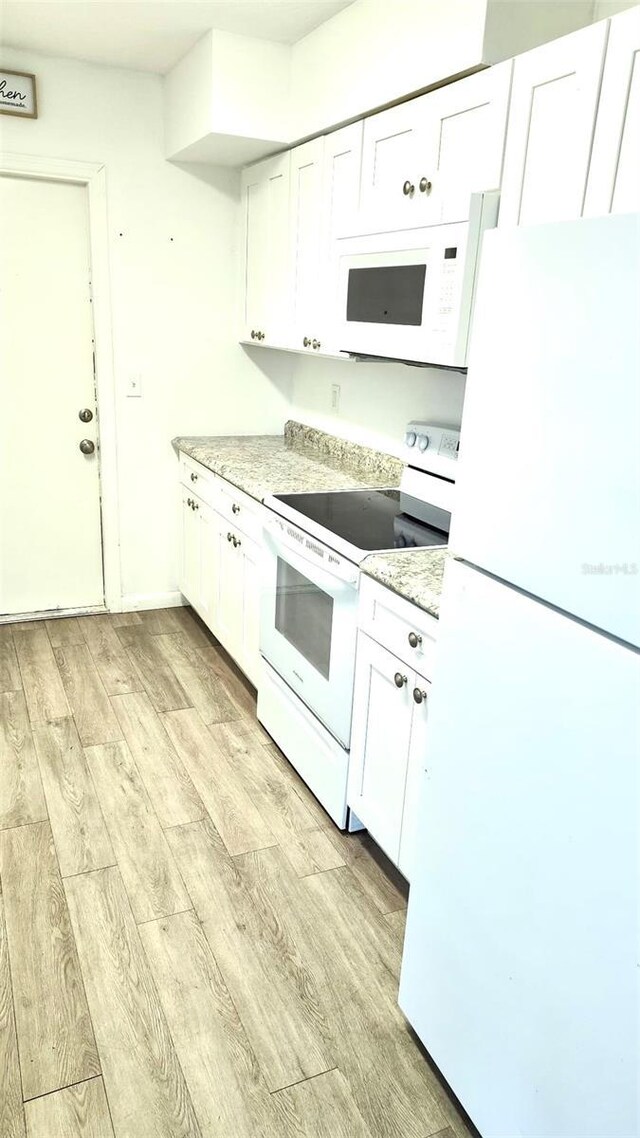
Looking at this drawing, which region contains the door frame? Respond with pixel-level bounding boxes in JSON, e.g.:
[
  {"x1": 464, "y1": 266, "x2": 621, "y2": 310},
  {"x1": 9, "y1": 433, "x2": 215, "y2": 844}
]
[{"x1": 0, "y1": 153, "x2": 122, "y2": 612}]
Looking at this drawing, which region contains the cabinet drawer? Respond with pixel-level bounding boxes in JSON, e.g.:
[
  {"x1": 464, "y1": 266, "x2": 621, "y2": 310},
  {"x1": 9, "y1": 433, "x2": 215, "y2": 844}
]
[
  {"x1": 216, "y1": 479, "x2": 265, "y2": 544},
  {"x1": 179, "y1": 453, "x2": 218, "y2": 509},
  {"x1": 359, "y1": 575, "x2": 437, "y2": 677}
]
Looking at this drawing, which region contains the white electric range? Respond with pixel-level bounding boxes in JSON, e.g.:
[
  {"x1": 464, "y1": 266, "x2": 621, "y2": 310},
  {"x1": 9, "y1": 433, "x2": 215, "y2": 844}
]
[{"x1": 257, "y1": 422, "x2": 460, "y2": 828}]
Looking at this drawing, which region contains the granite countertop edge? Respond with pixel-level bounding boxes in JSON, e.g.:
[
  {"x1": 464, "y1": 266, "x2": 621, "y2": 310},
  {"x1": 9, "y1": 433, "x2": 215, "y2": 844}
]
[
  {"x1": 360, "y1": 547, "x2": 449, "y2": 620},
  {"x1": 172, "y1": 421, "x2": 403, "y2": 501}
]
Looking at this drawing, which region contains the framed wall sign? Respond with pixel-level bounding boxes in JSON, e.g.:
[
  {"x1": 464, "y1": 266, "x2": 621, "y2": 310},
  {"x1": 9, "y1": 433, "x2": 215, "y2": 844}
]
[{"x1": 0, "y1": 69, "x2": 37, "y2": 118}]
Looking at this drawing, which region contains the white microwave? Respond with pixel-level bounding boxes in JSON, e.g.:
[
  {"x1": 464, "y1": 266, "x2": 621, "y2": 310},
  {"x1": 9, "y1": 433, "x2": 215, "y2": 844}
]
[{"x1": 335, "y1": 191, "x2": 499, "y2": 369}]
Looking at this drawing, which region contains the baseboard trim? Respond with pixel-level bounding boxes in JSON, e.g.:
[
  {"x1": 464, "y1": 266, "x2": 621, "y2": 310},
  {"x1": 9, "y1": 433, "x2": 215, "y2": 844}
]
[{"x1": 118, "y1": 591, "x2": 185, "y2": 613}]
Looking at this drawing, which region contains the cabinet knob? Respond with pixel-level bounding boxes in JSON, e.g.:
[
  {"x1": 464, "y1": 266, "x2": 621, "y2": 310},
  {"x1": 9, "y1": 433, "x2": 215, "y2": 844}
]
[
  {"x1": 250, "y1": 329, "x2": 256, "y2": 340},
  {"x1": 413, "y1": 687, "x2": 427, "y2": 705},
  {"x1": 227, "y1": 532, "x2": 233, "y2": 542},
  {"x1": 232, "y1": 503, "x2": 240, "y2": 514},
  {"x1": 192, "y1": 501, "x2": 199, "y2": 511},
  {"x1": 394, "y1": 672, "x2": 407, "y2": 688},
  {"x1": 408, "y1": 631, "x2": 422, "y2": 648},
  {"x1": 312, "y1": 339, "x2": 321, "y2": 350},
  {"x1": 234, "y1": 536, "x2": 242, "y2": 549},
  {"x1": 419, "y1": 177, "x2": 432, "y2": 193},
  {"x1": 258, "y1": 331, "x2": 265, "y2": 341},
  {"x1": 187, "y1": 497, "x2": 193, "y2": 507},
  {"x1": 303, "y1": 336, "x2": 311, "y2": 347},
  {"x1": 402, "y1": 180, "x2": 414, "y2": 196},
  {"x1": 190, "y1": 472, "x2": 198, "y2": 482}
]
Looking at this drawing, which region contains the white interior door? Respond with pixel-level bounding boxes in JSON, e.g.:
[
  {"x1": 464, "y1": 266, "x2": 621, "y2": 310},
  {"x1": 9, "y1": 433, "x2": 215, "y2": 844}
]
[{"x1": 0, "y1": 174, "x2": 104, "y2": 616}]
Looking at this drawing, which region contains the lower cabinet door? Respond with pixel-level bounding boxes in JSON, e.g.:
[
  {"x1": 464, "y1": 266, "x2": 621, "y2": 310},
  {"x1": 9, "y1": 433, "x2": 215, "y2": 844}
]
[
  {"x1": 398, "y1": 668, "x2": 432, "y2": 881},
  {"x1": 240, "y1": 534, "x2": 262, "y2": 687},
  {"x1": 214, "y1": 516, "x2": 244, "y2": 666},
  {"x1": 197, "y1": 502, "x2": 218, "y2": 632},
  {"x1": 179, "y1": 486, "x2": 201, "y2": 607},
  {"x1": 348, "y1": 632, "x2": 413, "y2": 865}
]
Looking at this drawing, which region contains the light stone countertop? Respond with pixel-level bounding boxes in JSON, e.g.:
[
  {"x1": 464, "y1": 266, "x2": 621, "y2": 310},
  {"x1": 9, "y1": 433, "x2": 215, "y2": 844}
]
[
  {"x1": 173, "y1": 421, "x2": 403, "y2": 502},
  {"x1": 361, "y1": 547, "x2": 449, "y2": 619}
]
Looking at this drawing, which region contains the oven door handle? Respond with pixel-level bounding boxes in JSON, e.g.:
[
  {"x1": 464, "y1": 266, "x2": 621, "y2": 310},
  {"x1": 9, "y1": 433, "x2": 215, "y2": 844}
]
[{"x1": 262, "y1": 524, "x2": 359, "y2": 591}]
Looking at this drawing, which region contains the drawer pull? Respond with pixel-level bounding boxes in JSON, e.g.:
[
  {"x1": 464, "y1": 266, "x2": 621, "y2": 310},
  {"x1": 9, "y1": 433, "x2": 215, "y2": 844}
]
[
  {"x1": 232, "y1": 503, "x2": 240, "y2": 514},
  {"x1": 413, "y1": 688, "x2": 427, "y2": 705},
  {"x1": 408, "y1": 631, "x2": 422, "y2": 649},
  {"x1": 394, "y1": 672, "x2": 407, "y2": 689},
  {"x1": 190, "y1": 472, "x2": 198, "y2": 482}
]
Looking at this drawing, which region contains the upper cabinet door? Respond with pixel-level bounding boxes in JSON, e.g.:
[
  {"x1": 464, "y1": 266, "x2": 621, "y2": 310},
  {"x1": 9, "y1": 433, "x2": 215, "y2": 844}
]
[
  {"x1": 321, "y1": 121, "x2": 363, "y2": 353},
  {"x1": 584, "y1": 6, "x2": 640, "y2": 218},
  {"x1": 240, "y1": 163, "x2": 269, "y2": 342},
  {"x1": 289, "y1": 138, "x2": 324, "y2": 353},
  {"x1": 240, "y1": 151, "x2": 291, "y2": 346},
  {"x1": 427, "y1": 62, "x2": 512, "y2": 224},
  {"x1": 360, "y1": 65, "x2": 512, "y2": 233},
  {"x1": 360, "y1": 96, "x2": 435, "y2": 231},
  {"x1": 499, "y1": 21, "x2": 608, "y2": 227}
]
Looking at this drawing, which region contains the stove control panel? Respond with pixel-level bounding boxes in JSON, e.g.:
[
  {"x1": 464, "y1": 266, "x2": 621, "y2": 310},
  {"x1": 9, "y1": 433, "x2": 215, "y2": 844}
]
[{"x1": 403, "y1": 421, "x2": 460, "y2": 478}]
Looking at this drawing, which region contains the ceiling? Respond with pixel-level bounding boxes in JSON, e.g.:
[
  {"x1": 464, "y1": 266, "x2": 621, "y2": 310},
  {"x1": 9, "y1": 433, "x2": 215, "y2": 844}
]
[{"x1": 0, "y1": 0, "x2": 355, "y2": 74}]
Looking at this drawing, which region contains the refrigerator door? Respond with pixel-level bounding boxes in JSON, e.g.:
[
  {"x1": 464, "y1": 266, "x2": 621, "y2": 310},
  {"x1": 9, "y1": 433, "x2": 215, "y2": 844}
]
[
  {"x1": 399, "y1": 559, "x2": 639, "y2": 1138},
  {"x1": 450, "y1": 212, "x2": 640, "y2": 647}
]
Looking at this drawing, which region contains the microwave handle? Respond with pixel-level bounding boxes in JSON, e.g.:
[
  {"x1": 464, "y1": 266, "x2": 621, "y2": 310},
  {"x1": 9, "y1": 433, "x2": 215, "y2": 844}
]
[{"x1": 262, "y1": 524, "x2": 358, "y2": 591}]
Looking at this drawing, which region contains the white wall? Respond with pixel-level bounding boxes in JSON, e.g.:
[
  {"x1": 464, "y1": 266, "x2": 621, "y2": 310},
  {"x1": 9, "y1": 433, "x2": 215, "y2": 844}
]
[
  {"x1": 592, "y1": 0, "x2": 637, "y2": 14},
  {"x1": 289, "y1": 355, "x2": 466, "y2": 457},
  {"x1": 0, "y1": 47, "x2": 293, "y2": 608}
]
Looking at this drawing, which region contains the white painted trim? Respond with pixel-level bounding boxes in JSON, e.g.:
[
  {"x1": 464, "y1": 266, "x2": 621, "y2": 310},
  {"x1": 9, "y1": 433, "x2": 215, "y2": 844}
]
[
  {"x1": 0, "y1": 152, "x2": 122, "y2": 611},
  {"x1": 119, "y1": 591, "x2": 185, "y2": 613},
  {"x1": 0, "y1": 605, "x2": 106, "y2": 626}
]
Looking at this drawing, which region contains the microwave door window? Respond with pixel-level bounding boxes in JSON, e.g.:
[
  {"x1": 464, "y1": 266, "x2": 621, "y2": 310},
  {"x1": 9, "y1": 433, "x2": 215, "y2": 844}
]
[
  {"x1": 346, "y1": 264, "x2": 426, "y2": 325},
  {"x1": 275, "y1": 559, "x2": 334, "y2": 680}
]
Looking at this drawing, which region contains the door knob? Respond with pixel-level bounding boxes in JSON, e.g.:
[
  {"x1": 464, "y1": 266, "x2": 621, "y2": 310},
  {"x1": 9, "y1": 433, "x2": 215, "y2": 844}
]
[
  {"x1": 78, "y1": 408, "x2": 93, "y2": 423},
  {"x1": 394, "y1": 672, "x2": 408, "y2": 688},
  {"x1": 413, "y1": 688, "x2": 427, "y2": 704},
  {"x1": 79, "y1": 439, "x2": 95, "y2": 455},
  {"x1": 418, "y1": 177, "x2": 432, "y2": 193}
]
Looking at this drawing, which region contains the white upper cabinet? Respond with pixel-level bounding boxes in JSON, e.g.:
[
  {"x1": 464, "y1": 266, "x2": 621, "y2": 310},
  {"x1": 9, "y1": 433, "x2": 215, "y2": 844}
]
[
  {"x1": 320, "y1": 121, "x2": 363, "y2": 353},
  {"x1": 499, "y1": 21, "x2": 609, "y2": 227},
  {"x1": 359, "y1": 63, "x2": 512, "y2": 233},
  {"x1": 584, "y1": 6, "x2": 640, "y2": 217},
  {"x1": 289, "y1": 138, "x2": 324, "y2": 353},
  {"x1": 240, "y1": 151, "x2": 291, "y2": 346},
  {"x1": 288, "y1": 122, "x2": 363, "y2": 355}
]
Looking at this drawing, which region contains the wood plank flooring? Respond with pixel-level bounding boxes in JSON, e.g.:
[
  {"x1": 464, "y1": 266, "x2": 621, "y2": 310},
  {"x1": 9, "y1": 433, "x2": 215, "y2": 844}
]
[{"x1": 0, "y1": 605, "x2": 472, "y2": 1138}]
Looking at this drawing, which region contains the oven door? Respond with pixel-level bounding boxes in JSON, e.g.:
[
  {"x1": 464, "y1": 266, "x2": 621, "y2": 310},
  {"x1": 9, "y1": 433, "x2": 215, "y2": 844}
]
[{"x1": 260, "y1": 525, "x2": 359, "y2": 749}]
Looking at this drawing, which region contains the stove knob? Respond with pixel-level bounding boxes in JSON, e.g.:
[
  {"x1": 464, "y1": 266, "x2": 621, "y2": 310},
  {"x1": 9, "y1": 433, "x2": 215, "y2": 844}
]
[
  {"x1": 405, "y1": 430, "x2": 417, "y2": 447},
  {"x1": 417, "y1": 434, "x2": 430, "y2": 451}
]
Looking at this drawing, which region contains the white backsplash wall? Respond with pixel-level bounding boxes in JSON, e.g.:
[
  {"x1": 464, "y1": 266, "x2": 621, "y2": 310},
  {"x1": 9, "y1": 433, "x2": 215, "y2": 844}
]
[
  {"x1": 0, "y1": 47, "x2": 293, "y2": 610},
  {"x1": 289, "y1": 354, "x2": 467, "y2": 457}
]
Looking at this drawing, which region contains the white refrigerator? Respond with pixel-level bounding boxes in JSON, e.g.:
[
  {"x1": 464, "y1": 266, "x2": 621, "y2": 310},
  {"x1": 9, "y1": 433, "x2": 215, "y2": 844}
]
[{"x1": 398, "y1": 213, "x2": 640, "y2": 1138}]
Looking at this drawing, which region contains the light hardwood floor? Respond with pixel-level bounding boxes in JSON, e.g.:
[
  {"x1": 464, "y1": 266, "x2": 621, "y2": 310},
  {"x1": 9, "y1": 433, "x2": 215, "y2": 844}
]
[{"x1": 0, "y1": 606, "x2": 472, "y2": 1138}]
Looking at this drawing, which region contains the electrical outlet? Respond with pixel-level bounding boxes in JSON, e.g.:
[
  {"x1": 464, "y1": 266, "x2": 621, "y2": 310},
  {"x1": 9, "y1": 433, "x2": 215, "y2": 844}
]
[
  {"x1": 127, "y1": 374, "x2": 142, "y2": 398},
  {"x1": 331, "y1": 383, "x2": 341, "y2": 412}
]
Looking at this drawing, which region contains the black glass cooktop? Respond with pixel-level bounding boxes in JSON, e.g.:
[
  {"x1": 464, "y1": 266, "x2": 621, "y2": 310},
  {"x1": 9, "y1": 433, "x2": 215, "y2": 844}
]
[{"x1": 274, "y1": 488, "x2": 449, "y2": 552}]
